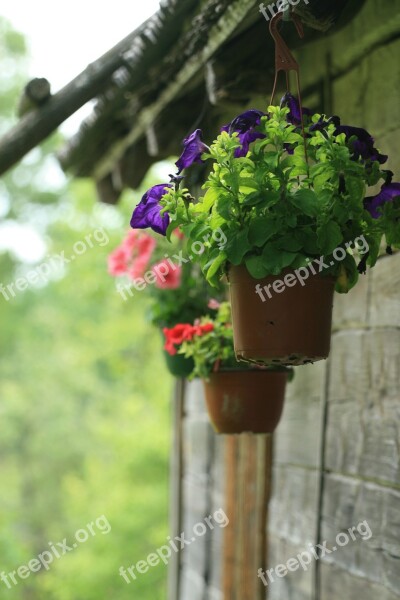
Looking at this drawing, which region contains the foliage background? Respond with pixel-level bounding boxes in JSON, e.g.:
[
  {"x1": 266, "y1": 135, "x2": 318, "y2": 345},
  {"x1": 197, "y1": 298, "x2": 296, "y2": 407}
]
[{"x1": 0, "y1": 17, "x2": 173, "y2": 600}]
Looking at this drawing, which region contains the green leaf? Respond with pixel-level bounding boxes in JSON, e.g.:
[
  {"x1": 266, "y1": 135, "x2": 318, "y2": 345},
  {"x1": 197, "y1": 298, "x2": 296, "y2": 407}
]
[
  {"x1": 244, "y1": 190, "x2": 279, "y2": 210},
  {"x1": 238, "y1": 177, "x2": 259, "y2": 190},
  {"x1": 225, "y1": 230, "x2": 250, "y2": 265},
  {"x1": 210, "y1": 209, "x2": 227, "y2": 229},
  {"x1": 335, "y1": 254, "x2": 359, "y2": 293},
  {"x1": 295, "y1": 228, "x2": 319, "y2": 254},
  {"x1": 290, "y1": 189, "x2": 320, "y2": 217},
  {"x1": 248, "y1": 218, "x2": 279, "y2": 247},
  {"x1": 216, "y1": 195, "x2": 232, "y2": 221},
  {"x1": 195, "y1": 187, "x2": 222, "y2": 213},
  {"x1": 206, "y1": 251, "x2": 227, "y2": 283},
  {"x1": 346, "y1": 177, "x2": 365, "y2": 204},
  {"x1": 245, "y1": 254, "x2": 268, "y2": 279},
  {"x1": 275, "y1": 235, "x2": 303, "y2": 252},
  {"x1": 262, "y1": 246, "x2": 297, "y2": 274},
  {"x1": 317, "y1": 221, "x2": 343, "y2": 254},
  {"x1": 241, "y1": 192, "x2": 264, "y2": 207}
]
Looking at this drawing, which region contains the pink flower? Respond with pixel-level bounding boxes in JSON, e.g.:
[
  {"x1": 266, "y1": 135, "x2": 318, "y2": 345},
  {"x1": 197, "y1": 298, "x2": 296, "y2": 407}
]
[
  {"x1": 121, "y1": 230, "x2": 140, "y2": 254},
  {"x1": 127, "y1": 256, "x2": 150, "y2": 280},
  {"x1": 152, "y1": 260, "x2": 182, "y2": 289},
  {"x1": 173, "y1": 228, "x2": 185, "y2": 240},
  {"x1": 208, "y1": 299, "x2": 221, "y2": 310},
  {"x1": 108, "y1": 247, "x2": 128, "y2": 276},
  {"x1": 108, "y1": 230, "x2": 156, "y2": 280},
  {"x1": 137, "y1": 233, "x2": 157, "y2": 257}
]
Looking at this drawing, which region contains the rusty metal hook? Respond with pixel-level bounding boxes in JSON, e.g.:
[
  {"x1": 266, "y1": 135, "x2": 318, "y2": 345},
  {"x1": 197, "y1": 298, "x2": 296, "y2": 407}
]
[{"x1": 269, "y1": 11, "x2": 304, "y2": 105}]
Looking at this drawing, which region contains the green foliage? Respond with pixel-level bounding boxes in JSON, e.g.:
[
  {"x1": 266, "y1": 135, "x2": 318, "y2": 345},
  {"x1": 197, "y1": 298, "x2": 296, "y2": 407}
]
[
  {"x1": 178, "y1": 302, "x2": 237, "y2": 379},
  {"x1": 160, "y1": 106, "x2": 398, "y2": 292},
  {"x1": 0, "y1": 18, "x2": 173, "y2": 600},
  {"x1": 0, "y1": 188, "x2": 173, "y2": 599}
]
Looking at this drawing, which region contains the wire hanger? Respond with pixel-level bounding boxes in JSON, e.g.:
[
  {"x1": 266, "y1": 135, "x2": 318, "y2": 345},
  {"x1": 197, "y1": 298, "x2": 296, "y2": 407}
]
[{"x1": 269, "y1": 11, "x2": 308, "y2": 161}]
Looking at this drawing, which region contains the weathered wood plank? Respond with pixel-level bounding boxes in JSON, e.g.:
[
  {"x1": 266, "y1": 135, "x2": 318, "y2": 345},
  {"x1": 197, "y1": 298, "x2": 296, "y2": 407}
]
[
  {"x1": 321, "y1": 475, "x2": 400, "y2": 596},
  {"x1": 183, "y1": 417, "x2": 213, "y2": 482},
  {"x1": 223, "y1": 436, "x2": 238, "y2": 599},
  {"x1": 207, "y1": 436, "x2": 227, "y2": 597},
  {"x1": 332, "y1": 268, "x2": 370, "y2": 331},
  {"x1": 168, "y1": 380, "x2": 185, "y2": 600},
  {"x1": 274, "y1": 361, "x2": 326, "y2": 468},
  {"x1": 184, "y1": 378, "x2": 209, "y2": 416},
  {"x1": 240, "y1": 435, "x2": 259, "y2": 598},
  {"x1": 320, "y1": 563, "x2": 400, "y2": 600},
  {"x1": 369, "y1": 253, "x2": 400, "y2": 329},
  {"x1": 180, "y1": 568, "x2": 206, "y2": 600},
  {"x1": 256, "y1": 435, "x2": 272, "y2": 600},
  {"x1": 325, "y1": 330, "x2": 400, "y2": 485},
  {"x1": 269, "y1": 465, "x2": 320, "y2": 546},
  {"x1": 267, "y1": 536, "x2": 317, "y2": 600}
]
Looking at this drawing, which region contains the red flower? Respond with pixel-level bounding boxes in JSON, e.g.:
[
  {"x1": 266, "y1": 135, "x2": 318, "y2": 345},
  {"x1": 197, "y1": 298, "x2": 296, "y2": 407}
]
[
  {"x1": 163, "y1": 324, "x2": 196, "y2": 355},
  {"x1": 195, "y1": 323, "x2": 214, "y2": 336},
  {"x1": 163, "y1": 322, "x2": 214, "y2": 355}
]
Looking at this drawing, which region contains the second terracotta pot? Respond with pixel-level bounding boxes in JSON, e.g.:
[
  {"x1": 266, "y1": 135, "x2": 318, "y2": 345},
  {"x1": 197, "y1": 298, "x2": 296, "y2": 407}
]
[
  {"x1": 203, "y1": 369, "x2": 287, "y2": 434},
  {"x1": 228, "y1": 264, "x2": 335, "y2": 366}
]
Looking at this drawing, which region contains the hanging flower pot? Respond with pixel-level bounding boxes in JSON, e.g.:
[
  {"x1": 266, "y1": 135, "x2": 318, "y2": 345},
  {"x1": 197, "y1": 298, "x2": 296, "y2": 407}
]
[
  {"x1": 203, "y1": 369, "x2": 287, "y2": 434},
  {"x1": 129, "y1": 16, "x2": 400, "y2": 368},
  {"x1": 228, "y1": 265, "x2": 335, "y2": 365},
  {"x1": 162, "y1": 347, "x2": 194, "y2": 377},
  {"x1": 162, "y1": 302, "x2": 292, "y2": 433}
]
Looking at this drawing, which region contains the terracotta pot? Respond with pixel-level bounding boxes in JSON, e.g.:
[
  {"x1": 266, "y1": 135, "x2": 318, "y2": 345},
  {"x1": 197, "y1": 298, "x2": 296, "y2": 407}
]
[
  {"x1": 203, "y1": 370, "x2": 287, "y2": 434},
  {"x1": 228, "y1": 264, "x2": 335, "y2": 366}
]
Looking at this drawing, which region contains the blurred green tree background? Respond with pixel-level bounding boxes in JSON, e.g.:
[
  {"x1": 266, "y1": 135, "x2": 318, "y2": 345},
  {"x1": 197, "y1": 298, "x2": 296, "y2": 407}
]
[{"x1": 0, "y1": 17, "x2": 173, "y2": 600}]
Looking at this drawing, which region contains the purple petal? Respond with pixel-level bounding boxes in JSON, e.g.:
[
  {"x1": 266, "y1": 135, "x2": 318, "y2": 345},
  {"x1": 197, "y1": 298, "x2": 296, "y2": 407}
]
[
  {"x1": 222, "y1": 110, "x2": 265, "y2": 135},
  {"x1": 364, "y1": 182, "x2": 400, "y2": 219},
  {"x1": 336, "y1": 125, "x2": 387, "y2": 164},
  {"x1": 221, "y1": 109, "x2": 266, "y2": 156},
  {"x1": 280, "y1": 93, "x2": 311, "y2": 125},
  {"x1": 235, "y1": 131, "x2": 265, "y2": 157},
  {"x1": 130, "y1": 184, "x2": 171, "y2": 235},
  {"x1": 175, "y1": 129, "x2": 208, "y2": 173}
]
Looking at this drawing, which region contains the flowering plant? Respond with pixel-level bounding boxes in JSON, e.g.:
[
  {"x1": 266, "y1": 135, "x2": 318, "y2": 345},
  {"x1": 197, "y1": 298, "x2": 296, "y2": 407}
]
[
  {"x1": 108, "y1": 228, "x2": 218, "y2": 327},
  {"x1": 131, "y1": 94, "x2": 400, "y2": 292},
  {"x1": 163, "y1": 301, "x2": 290, "y2": 379}
]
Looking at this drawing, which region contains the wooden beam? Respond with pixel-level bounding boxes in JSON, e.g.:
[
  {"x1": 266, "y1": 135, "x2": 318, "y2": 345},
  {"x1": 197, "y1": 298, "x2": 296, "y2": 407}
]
[
  {"x1": 91, "y1": 0, "x2": 261, "y2": 181},
  {"x1": 0, "y1": 26, "x2": 149, "y2": 176}
]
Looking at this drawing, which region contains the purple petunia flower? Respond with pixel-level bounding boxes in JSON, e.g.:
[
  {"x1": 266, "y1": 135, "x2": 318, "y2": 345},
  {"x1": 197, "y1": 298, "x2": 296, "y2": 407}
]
[
  {"x1": 309, "y1": 115, "x2": 387, "y2": 164},
  {"x1": 175, "y1": 129, "x2": 208, "y2": 173},
  {"x1": 364, "y1": 182, "x2": 400, "y2": 219},
  {"x1": 336, "y1": 124, "x2": 388, "y2": 164},
  {"x1": 280, "y1": 93, "x2": 311, "y2": 126},
  {"x1": 221, "y1": 109, "x2": 266, "y2": 157},
  {"x1": 130, "y1": 183, "x2": 172, "y2": 235}
]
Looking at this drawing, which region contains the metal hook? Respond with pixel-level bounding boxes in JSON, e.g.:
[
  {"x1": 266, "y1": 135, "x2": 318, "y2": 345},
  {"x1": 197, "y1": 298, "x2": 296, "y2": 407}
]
[
  {"x1": 269, "y1": 11, "x2": 304, "y2": 105},
  {"x1": 268, "y1": 11, "x2": 309, "y2": 165}
]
